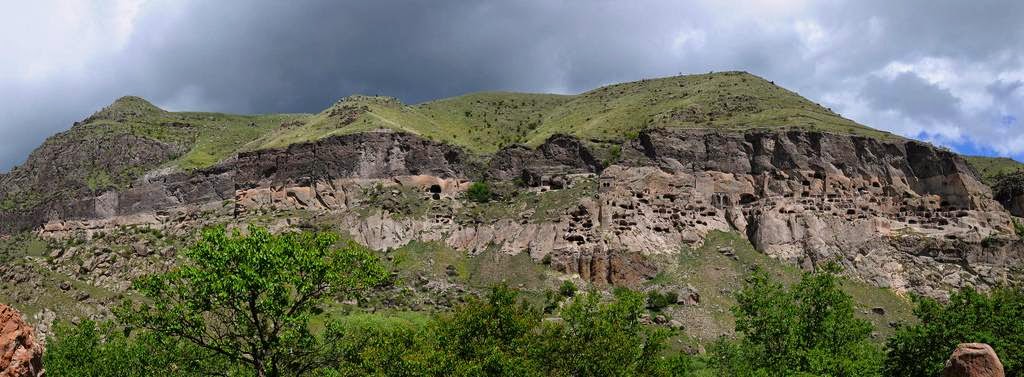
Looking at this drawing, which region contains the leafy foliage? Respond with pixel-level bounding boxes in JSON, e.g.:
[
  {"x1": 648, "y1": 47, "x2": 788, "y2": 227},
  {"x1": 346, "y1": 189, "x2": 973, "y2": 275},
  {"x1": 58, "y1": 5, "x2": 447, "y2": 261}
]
[
  {"x1": 119, "y1": 225, "x2": 389, "y2": 377},
  {"x1": 884, "y1": 287, "x2": 1024, "y2": 377},
  {"x1": 44, "y1": 320, "x2": 231, "y2": 377},
  {"x1": 1014, "y1": 218, "x2": 1024, "y2": 240},
  {"x1": 710, "y1": 264, "x2": 884, "y2": 376},
  {"x1": 538, "y1": 289, "x2": 678, "y2": 376},
  {"x1": 311, "y1": 285, "x2": 687, "y2": 377},
  {"x1": 992, "y1": 171, "x2": 1024, "y2": 205}
]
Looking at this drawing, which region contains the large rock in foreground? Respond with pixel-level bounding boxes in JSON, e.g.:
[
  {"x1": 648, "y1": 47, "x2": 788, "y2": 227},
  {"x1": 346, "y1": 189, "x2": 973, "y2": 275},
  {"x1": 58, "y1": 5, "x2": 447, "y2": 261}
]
[
  {"x1": 943, "y1": 343, "x2": 1004, "y2": 377},
  {"x1": 0, "y1": 304, "x2": 44, "y2": 377}
]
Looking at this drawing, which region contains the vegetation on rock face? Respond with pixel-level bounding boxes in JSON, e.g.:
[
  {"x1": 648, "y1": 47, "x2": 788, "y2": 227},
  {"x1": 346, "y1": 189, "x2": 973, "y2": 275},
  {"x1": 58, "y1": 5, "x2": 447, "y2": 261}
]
[{"x1": 992, "y1": 171, "x2": 1024, "y2": 204}]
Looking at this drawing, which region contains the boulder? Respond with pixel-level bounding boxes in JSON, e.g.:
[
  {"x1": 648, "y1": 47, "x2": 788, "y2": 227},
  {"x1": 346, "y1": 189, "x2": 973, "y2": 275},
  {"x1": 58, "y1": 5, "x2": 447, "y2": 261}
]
[
  {"x1": 942, "y1": 343, "x2": 1004, "y2": 377},
  {"x1": 0, "y1": 304, "x2": 44, "y2": 377}
]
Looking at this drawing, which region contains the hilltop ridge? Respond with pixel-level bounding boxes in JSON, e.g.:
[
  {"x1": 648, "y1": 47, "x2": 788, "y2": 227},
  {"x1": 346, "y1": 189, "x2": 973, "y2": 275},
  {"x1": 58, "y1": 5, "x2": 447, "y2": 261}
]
[{"x1": 252, "y1": 71, "x2": 895, "y2": 155}]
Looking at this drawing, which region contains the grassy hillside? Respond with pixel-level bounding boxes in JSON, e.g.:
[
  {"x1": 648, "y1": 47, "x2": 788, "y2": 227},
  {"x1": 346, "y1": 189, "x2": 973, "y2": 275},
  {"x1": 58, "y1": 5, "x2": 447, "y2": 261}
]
[
  {"x1": 60, "y1": 96, "x2": 313, "y2": 172},
  {"x1": 526, "y1": 71, "x2": 892, "y2": 144},
  {"x1": 966, "y1": 155, "x2": 1024, "y2": 185},
  {"x1": 250, "y1": 71, "x2": 893, "y2": 155}
]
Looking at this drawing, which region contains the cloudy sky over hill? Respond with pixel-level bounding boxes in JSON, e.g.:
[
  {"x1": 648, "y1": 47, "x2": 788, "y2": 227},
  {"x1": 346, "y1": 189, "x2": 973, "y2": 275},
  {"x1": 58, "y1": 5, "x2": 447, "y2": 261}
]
[{"x1": 1, "y1": 0, "x2": 1022, "y2": 171}]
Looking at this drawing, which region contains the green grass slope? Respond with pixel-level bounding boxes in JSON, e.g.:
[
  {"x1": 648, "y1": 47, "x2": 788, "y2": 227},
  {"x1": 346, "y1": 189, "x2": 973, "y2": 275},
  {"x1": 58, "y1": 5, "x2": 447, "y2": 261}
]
[{"x1": 251, "y1": 71, "x2": 894, "y2": 155}]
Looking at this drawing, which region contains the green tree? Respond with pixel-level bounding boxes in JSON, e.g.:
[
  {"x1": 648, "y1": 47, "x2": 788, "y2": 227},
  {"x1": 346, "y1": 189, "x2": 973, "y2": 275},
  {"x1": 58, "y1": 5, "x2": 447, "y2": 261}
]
[
  {"x1": 419, "y1": 284, "x2": 543, "y2": 376},
  {"x1": 884, "y1": 287, "x2": 1024, "y2": 377},
  {"x1": 466, "y1": 181, "x2": 492, "y2": 203},
  {"x1": 539, "y1": 290, "x2": 676, "y2": 376},
  {"x1": 712, "y1": 264, "x2": 883, "y2": 376},
  {"x1": 119, "y1": 226, "x2": 389, "y2": 377}
]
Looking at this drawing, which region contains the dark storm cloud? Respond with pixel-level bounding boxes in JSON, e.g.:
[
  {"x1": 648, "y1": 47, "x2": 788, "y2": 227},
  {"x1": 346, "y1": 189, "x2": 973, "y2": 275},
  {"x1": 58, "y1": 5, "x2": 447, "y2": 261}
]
[
  {"x1": 2, "y1": 0, "x2": 1024, "y2": 171},
  {"x1": 862, "y1": 73, "x2": 961, "y2": 123}
]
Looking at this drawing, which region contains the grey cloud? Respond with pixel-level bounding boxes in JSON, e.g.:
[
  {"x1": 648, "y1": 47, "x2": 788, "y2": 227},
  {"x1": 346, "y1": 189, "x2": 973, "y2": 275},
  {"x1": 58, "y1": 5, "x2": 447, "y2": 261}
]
[
  {"x1": 862, "y1": 72, "x2": 961, "y2": 123},
  {"x1": 2, "y1": 0, "x2": 1023, "y2": 171}
]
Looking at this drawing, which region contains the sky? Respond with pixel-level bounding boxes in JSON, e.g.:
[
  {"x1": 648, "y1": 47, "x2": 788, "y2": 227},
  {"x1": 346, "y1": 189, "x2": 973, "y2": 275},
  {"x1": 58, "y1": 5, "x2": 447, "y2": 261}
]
[{"x1": 1, "y1": 0, "x2": 1022, "y2": 171}]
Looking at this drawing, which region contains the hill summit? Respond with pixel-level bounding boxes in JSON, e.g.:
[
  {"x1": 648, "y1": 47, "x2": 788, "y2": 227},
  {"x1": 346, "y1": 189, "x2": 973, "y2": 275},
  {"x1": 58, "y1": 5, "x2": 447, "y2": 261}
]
[{"x1": 83, "y1": 95, "x2": 166, "y2": 123}]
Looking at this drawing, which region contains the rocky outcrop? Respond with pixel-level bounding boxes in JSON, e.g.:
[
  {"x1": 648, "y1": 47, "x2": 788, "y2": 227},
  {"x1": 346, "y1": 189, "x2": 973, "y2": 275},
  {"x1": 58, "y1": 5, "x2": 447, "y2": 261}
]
[
  {"x1": 14, "y1": 128, "x2": 1024, "y2": 296},
  {"x1": 942, "y1": 343, "x2": 1004, "y2": 377},
  {"x1": 487, "y1": 134, "x2": 601, "y2": 184},
  {"x1": 0, "y1": 129, "x2": 185, "y2": 234},
  {"x1": 0, "y1": 304, "x2": 44, "y2": 377}
]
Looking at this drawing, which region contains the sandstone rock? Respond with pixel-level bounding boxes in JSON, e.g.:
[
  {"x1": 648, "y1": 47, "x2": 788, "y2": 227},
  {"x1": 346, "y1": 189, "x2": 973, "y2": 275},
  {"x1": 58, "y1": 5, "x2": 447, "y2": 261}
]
[
  {"x1": 0, "y1": 304, "x2": 44, "y2": 377},
  {"x1": 942, "y1": 343, "x2": 1004, "y2": 377}
]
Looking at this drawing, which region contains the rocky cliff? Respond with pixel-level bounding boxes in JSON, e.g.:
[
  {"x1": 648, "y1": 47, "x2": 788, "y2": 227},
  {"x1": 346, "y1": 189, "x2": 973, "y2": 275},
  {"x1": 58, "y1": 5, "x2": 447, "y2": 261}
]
[
  {"x1": 15, "y1": 127, "x2": 1020, "y2": 299},
  {"x1": 0, "y1": 304, "x2": 44, "y2": 377}
]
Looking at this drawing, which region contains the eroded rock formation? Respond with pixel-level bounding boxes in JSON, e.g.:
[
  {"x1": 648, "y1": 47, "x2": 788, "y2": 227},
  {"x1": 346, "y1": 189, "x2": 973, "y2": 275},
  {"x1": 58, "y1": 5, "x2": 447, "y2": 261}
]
[{"x1": 10, "y1": 128, "x2": 1023, "y2": 297}]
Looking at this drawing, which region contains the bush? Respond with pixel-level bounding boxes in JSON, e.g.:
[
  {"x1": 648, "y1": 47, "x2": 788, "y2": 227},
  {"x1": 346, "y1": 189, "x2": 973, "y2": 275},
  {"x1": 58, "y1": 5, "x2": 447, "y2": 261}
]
[
  {"x1": 559, "y1": 280, "x2": 577, "y2": 297},
  {"x1": 884, "y1": 287, "x2": 1024, "y2": 376},
  {"x1": 538, "y1": 289, "x2": 676, "y2": 376},
  {"x1": 646, "y1": 290, "x2": 678, "y2": 311},
  {"x1": 417, "y1": 284, "x2": 545, "y2": 375},
  {"x1": 466, "y1": 181, "x2": 492, "y2": 203}
]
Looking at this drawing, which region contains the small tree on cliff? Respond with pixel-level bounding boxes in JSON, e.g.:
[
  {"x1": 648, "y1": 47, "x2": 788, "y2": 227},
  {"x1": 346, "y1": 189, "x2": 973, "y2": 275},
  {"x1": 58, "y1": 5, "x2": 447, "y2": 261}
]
[{"x1": 119, "y1": 225, "x2": 389, "y2": 377}]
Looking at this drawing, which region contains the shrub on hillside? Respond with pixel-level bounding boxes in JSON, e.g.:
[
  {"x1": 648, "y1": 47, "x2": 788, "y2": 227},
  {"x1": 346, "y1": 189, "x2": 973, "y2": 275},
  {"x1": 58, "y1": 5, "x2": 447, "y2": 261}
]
[
  {"x1": 466, "y1": 181, "x2": 492, "y2": 203},
  {"x1": 45, "y1": 320, "x2": 228, "y2": 377},
  {"x1": 646, "y1": 290, "x2": 679, "y2": 311},
  {"x1": 559, "y1": 280, "x2": 577, "y2": 297}
]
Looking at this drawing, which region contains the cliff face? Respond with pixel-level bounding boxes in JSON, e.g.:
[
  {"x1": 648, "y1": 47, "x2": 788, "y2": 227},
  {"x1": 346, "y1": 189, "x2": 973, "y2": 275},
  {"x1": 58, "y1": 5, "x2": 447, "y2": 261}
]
[{"x1": 18, "y1": 128, "x2": 1020, "y2": 299}]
